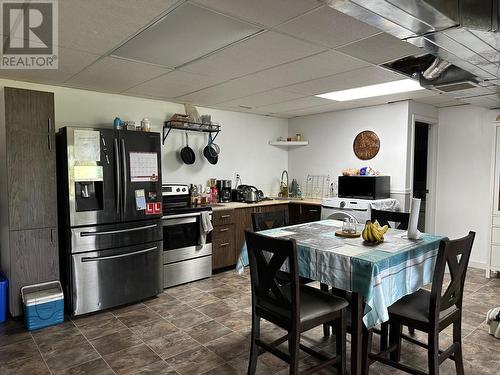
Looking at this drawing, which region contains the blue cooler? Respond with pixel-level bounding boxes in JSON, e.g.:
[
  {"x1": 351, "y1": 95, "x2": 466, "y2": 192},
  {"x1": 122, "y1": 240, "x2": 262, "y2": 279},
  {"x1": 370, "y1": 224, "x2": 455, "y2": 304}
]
[
  {"x1": 0, "y1": 273, "x2": 8, "y2": 323},
  {"x1": 22, "y1": 281, "x2": 64, "y2": 331}
]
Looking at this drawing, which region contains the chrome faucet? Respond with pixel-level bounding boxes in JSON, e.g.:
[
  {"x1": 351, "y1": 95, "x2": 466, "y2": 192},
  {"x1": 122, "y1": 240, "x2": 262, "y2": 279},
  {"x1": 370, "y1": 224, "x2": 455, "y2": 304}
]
[{"x1": 279, "y1": 170, "x2": 289, "y2": 198}]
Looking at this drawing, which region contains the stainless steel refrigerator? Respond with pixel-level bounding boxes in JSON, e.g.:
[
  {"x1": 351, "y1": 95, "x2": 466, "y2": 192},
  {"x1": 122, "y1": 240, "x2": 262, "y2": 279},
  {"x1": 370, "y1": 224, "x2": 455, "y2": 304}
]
[{"x1": 57, "y1": 127, "x2": 163, "y2": 316}]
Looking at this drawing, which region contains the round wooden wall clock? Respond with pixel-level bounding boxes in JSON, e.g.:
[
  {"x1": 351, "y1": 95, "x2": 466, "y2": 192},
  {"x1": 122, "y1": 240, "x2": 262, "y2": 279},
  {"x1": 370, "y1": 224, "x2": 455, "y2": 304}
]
[{"x1": 353, "y1": 130, "x2": 380, "y2": 160}]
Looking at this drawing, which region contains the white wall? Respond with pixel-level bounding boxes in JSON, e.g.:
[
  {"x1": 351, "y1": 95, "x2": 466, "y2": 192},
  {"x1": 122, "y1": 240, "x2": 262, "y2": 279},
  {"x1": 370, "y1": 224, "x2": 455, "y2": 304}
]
[
  {"x1": 0, "y1": 79, "x2": 288, "y2": 195},
  {"x1": 435, "y1": 105, "x2": 496, "y2": 268},
  {"x1": 288, "y1": 101, "x2": 411, "y2": 207}
]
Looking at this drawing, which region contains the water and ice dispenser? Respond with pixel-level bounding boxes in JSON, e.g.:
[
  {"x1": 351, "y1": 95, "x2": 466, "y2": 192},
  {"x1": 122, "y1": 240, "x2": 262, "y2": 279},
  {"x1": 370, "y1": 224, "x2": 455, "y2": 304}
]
[{"x1": 74, "y1": 165, "x2": 104, "y2": 212}]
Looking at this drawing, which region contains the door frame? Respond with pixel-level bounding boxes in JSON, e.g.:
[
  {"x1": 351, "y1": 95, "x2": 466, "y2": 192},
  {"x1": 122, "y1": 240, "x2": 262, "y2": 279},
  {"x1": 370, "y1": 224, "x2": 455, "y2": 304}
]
[{"x1": 409, "y1": 114, "x2": 438, "y2": 234}]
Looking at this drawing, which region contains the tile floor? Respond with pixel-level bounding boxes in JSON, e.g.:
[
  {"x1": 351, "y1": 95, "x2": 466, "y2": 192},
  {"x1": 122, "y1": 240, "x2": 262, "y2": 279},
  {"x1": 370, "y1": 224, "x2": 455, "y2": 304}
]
[{"x1": 0, "y1": 268, "x2": 499, "y2": 374}]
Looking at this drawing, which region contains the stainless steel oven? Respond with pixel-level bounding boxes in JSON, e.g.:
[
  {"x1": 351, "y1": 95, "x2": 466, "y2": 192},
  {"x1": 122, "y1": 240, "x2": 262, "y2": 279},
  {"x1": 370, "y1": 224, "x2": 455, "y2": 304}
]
[
  {"x1": 162, "y1": 184, "x2": 213, "y2": 288},
  {"x1": 162, "y1": 211, "x2": 212, "y2": 288}
]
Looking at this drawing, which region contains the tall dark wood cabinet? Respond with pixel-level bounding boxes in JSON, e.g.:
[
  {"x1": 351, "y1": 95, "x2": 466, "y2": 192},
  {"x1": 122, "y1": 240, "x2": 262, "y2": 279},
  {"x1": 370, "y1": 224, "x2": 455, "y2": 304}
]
[{"x1": 0, "y1": 87, "x2": 58, "y2": 316}]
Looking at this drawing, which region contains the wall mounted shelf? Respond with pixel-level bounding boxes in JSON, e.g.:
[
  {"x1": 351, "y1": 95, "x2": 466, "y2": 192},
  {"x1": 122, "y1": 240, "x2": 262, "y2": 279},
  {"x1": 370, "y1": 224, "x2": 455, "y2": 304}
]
[
  {"x1": 163, "y1": 120, "x2": 220, "y2": 144},
  {"x1": 269, "y1": 141, "x2": 308, "y2": 146}
]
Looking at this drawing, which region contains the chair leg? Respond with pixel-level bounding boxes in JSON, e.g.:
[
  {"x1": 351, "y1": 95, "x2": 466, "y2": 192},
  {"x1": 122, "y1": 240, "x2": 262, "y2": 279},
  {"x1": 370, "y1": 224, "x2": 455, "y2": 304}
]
[
  {"x1": 335, "y1": 310, "x2": 347, "y2": 375},
  {"x1": 453, "y1": 320, "x2": 465, "y2": 375},
  {"x1": 428, "y1": 331, "x2": 440, "y2": 375},
  {"x1": 408, "y1": 326, "x2": 416, "y2": 336},
  {"x1": 389, "y1": 321, "x2": 402, "y2": 362},
  {"x1": 320, "y1": 283, "x2": 331, "y2": 337},
  {"x1": 380, "y1": 322, "x2": 389, "y2": 350},
  {"x1": 289, "y1": 329, "x2": 300, "y2": 375},
  {"x1": 361, "y1": 327, "x2": 373, "y2": 375},
  {"x1": 247, "y1": 314, "x2": 261, "y2": 375}
]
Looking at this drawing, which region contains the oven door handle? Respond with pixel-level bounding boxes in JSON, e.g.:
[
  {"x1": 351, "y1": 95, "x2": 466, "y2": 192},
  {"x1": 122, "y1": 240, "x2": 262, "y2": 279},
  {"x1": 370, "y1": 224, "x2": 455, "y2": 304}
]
[
  {"x1": 81, "y1": 246, "x2": 158, "y2": 262},
  {"x1": 163, "y1": 217, "x2": 198, "y2": 226},
  {"x1": 80, "y1": 223, "x2": 158, "y2": 236},
  {"x1": 162, "y1": 212, "x2": 212, "y2": 220}
]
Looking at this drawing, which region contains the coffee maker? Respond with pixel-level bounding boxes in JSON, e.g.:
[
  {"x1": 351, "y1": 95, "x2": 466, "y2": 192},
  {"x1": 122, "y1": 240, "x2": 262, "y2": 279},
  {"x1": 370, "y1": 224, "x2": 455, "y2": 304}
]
[{"x1": 216, "y1": 180, "x2": 232, "y2": 202}]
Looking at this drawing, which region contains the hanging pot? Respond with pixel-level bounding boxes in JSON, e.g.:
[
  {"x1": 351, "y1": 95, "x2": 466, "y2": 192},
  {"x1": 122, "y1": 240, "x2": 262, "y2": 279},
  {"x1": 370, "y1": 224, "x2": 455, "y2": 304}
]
[
  {"x1": 180, "y1": 132, "x2": 195, "y2": 165},
  {"x1": 203, "y1": 133, "x2": 218, "y2": 165}
]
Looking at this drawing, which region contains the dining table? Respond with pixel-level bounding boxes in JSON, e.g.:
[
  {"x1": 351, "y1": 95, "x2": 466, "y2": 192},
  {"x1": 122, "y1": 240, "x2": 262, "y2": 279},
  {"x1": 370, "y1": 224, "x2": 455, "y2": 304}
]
[{"x1": 236, "y1": 219, "x2": 444, "y2": 375}]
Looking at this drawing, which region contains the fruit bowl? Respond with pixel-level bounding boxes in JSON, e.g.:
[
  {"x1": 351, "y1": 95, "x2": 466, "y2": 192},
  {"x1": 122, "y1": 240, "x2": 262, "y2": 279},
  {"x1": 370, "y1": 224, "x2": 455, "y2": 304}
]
[{"x1": 362, "y1": 220, "x2": 388, "y2": 244}]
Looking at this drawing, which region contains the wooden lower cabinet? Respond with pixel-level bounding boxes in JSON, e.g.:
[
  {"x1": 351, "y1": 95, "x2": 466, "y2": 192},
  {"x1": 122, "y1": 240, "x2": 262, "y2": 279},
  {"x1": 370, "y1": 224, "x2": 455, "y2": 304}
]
[
  {"x1": 289, "y1": 203, "x2": 321, "y2": 225},
  {"x1": 212, "y1": 209, "x2": 238, "y2": 270},
  {"x1": 9, "y1": 227, "x2": 59, "y2": 316},
  {"x1": 211, "y1": 203, "x2": 319, "y2": 271}
]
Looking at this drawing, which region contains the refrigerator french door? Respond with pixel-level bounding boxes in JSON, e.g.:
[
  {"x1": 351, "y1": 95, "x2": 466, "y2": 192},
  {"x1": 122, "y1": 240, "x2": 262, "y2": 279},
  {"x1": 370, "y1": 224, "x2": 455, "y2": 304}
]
[{"x1": 57, "y1": 127, "x2": 163, "y2": 316}]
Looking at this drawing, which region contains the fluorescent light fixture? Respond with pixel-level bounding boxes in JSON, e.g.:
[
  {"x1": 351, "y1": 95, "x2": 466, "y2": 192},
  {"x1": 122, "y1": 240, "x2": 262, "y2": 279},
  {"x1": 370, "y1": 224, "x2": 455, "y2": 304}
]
[{"x1": 315, "y1": 79, "x2": 423, "y2": 101}]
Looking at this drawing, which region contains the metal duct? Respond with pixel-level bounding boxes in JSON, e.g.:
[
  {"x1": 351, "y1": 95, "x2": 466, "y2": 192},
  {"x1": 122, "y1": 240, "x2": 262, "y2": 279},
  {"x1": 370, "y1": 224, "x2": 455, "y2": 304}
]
[
  {"x1": 324, "y1": 0, "x2": 500, "y2": 108},
  {"x1": 422, "y1": 57, "x2": 452, "y2": 80}
]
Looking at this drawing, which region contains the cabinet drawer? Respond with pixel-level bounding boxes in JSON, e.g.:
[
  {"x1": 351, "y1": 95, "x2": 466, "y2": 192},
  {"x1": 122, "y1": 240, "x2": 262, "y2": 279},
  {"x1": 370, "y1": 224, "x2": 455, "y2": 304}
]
[
  {"x1": 492, "y1": 227, "x2": 500, "y2": 244},
  {"x1": 213, "y1": 209, "x2": 235, "y2": 226},
  {"x1": 212, "y1": 224, "x2": 234, "y2": 242},
  {"x1": 491, "y1": 245, "x2": 500, "y2": 268},
  {"x1": 212, "y1": 235, "x2": 236, "y2": 270}
]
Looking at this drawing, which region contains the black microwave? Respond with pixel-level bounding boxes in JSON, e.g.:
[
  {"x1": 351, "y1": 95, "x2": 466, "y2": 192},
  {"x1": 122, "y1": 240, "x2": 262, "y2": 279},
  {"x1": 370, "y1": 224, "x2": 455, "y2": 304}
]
[{"x1": 338, "y1": 176, "x2": 390, "y2": 200}]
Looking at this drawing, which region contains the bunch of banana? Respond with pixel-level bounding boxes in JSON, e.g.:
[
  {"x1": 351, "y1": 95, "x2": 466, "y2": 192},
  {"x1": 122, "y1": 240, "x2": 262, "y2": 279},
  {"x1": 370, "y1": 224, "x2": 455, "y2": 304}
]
[{"x1": 362, "y1": 220, "x2": 389, "y2": 243}]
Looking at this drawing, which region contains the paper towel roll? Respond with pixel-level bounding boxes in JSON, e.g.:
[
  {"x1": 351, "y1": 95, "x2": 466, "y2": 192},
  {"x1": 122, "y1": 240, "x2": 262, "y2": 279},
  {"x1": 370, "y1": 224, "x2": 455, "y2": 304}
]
[
  {"x1": 366, "y1": 203, "x2": 372, "y2": 224},
  {"x1": 407, "y1": 198, "x2": 421, "y2": 239}
]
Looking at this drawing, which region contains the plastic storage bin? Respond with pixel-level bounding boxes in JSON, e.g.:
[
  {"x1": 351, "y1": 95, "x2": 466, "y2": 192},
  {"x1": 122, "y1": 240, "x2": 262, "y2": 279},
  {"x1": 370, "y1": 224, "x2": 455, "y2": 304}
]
[
  {"x1": 0, "y1": 273, "x2": 8, "y2": 323},
  {"x1": 22, "y1": 281, "x2": 64, "y2": 331}
]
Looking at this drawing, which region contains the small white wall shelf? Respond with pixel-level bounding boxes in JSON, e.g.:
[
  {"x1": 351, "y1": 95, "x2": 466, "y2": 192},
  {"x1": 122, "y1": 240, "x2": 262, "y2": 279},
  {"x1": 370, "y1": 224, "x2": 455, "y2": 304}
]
[{"x1": 269, "y1": 141, "x2": 308, "y2": 146}]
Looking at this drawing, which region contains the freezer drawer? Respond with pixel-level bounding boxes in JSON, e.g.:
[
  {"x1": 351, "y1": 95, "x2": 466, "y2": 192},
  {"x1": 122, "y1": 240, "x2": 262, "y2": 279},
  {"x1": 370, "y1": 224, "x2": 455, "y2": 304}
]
[
  {"x1": 71, "y1": 241, "x2": 163, "y2": 316},
  {"x1": 163, "y1": 256, "x2": 211, "y2": 288},
  {"x1": 71, "y1": 219, "x2": 162, "y2": 253}
]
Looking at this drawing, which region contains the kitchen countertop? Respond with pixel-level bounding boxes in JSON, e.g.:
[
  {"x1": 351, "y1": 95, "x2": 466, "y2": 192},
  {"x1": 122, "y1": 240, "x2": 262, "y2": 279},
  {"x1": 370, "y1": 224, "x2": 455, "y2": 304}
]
[{"x1": 209, "y1": 198, "x2": 322, "y2": 211}]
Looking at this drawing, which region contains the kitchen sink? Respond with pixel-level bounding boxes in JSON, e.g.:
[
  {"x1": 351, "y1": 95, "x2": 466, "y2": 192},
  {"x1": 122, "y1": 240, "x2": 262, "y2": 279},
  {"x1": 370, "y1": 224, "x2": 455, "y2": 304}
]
[{"x1": 272, "y1": 197, "x2": 304, "y2": 201}]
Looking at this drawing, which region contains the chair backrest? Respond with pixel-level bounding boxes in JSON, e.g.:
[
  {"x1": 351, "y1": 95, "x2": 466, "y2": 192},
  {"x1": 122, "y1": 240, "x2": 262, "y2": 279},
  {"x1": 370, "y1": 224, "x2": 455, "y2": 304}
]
[
  {"x1": 371, "y1": 209, "x2": 410, "y2": 230},
  {"x1": 429, "y1": 231, "x2": 476, "y2": 323},
  {"x1": 245, "y1": 230, "x2": 299, "y2": 324},
  {"x1": 252, "y1": 210, "x2": 289, "y2": 232}
]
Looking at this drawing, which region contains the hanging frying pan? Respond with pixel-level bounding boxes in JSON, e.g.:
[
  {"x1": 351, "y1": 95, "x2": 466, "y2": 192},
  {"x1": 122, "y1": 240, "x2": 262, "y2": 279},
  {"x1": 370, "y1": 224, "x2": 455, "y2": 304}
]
[
  {"x1": 180, "y1": 132, "x2": 195, "y2": 165},
  {"x1": 203, "y1": 133, "x2": 218, "y2": 165}
]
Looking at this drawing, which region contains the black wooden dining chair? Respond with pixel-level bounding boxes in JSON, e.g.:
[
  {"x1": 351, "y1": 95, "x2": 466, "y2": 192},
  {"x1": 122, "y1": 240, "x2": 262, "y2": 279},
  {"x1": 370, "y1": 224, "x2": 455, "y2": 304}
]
[
  {"x1": 367, "y1": 231, "x2": 476, "y2": 375},
  {"x1": 245, "y1": 230, "x2": 348, "y2": 375},
  {"x1": 371, "y1": 209, "x2": 410, "y2": 230}
]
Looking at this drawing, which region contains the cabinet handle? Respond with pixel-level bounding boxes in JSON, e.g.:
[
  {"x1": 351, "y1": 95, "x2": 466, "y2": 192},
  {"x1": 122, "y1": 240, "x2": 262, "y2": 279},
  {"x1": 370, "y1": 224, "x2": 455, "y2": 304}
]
[
  {"x1": 220, "y1": 242, "x2": 229, "y2": 247},
  {"x1": 48, "y1": 117, "x2": 51, "y2": 132},
  {"x1": 308, "y1": 209, "x2": 318, "y2": 213},
  {"x1": 48, "y1": 134, "x2": 52, "y2": 151},
  {"x1": 221, "y1": 215, "x2": 231, "y2": 219},
  {"x1": 220, "y1": 228, "x2": 229, "y2": 232},
  {"x1": 50, "y1": 228, "x2": 54, "y2": 244}
]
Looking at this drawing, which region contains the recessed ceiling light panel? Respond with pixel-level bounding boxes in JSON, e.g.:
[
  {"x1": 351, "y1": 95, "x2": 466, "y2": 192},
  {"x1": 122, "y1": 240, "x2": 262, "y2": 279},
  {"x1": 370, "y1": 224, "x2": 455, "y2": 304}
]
[{"x1": 316, "y1": 79, "x2": 423, "y2": 101}]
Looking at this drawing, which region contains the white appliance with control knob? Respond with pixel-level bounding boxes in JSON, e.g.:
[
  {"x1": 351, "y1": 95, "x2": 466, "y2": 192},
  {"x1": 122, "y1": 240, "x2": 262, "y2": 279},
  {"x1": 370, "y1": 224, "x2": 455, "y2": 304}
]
[{"x1": 321, "y1": 197, "x2": 399, "y2": 223}]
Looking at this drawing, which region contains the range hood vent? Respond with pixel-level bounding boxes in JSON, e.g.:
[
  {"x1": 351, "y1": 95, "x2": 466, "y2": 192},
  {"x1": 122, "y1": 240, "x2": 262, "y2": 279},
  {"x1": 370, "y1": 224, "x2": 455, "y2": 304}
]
[{"x1": 324, "y1": 0, "x2": 500, "y2": 108}]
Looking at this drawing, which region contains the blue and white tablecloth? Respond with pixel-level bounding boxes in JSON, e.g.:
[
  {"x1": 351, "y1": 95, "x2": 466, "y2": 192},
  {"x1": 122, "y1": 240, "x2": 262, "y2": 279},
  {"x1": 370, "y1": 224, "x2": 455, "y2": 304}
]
[{"x1": 236, "y1": 220, "x2": 444, "y2": 329}]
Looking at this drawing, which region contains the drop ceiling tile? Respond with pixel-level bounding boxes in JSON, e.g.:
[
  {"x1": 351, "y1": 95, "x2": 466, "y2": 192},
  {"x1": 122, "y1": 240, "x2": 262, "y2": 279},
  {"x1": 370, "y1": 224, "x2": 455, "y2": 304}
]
[
  {"x1": 217, "y1": 89, "x2": 305, "y2": 108},
  {"x1": 112, "y1": 3, "x2": 261, "y2": 68},
  {"x1": 414, "y1": 94, "x2": 466, "y2": 105},
  {"x1": 59, "y1": 0, "x2": 180, "y2": 54},
  {"x1": 175, "y1": 78, "x2": 269, "y2": 105},
  {"x1": 66, "y1": 57, "x2": 171, "y2": 93},
  {"x1": 0, "y1": 47, "x2": 99, "y2": 85},
  {"x1": 125, "y1": 70, "x2": 223, "y2": 98},
  {"x1": 255, "y1": 96, "x2": 333, "y2": 113},
  {"x1": 273, "y1": 102, "x2": 353, "y2": 117},
  {"x1": 180, "y1": 31, "x2": 325, "y2": 80},
  {"x1": 285, "y1": 66, "x2": 405, "y2": 95},
  {"x1": 233, "y1": 50, "x2": 369, "y2": 91},
  {"x1": 337, "y1": 33, "x2": 423, "y2": 64},
  {"x1": 435, "y1": 101, "x2": 467, "y2": 108},
  {"x1": 276, "y1": 6, "x2": 380, "y2": 48},
  {"x1": 191, "y1": 0, "x2": 322, "y2": 27}
]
